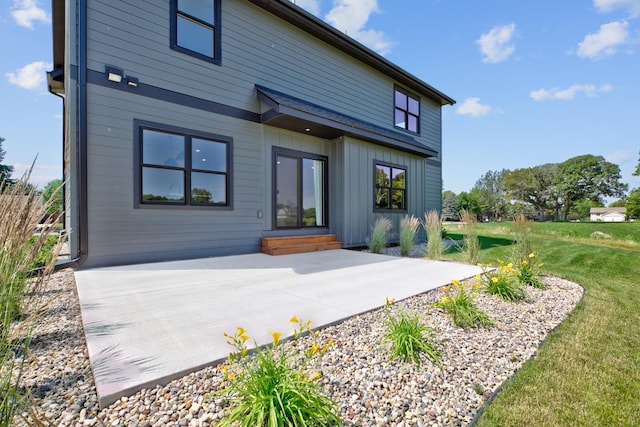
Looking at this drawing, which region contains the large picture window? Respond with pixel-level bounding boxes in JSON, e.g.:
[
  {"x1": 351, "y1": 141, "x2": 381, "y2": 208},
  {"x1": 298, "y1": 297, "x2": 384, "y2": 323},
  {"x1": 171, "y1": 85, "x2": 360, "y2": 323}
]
[
  {"x1": 170, "y1": 0, "x2": 221, "y2": 64},
  {"x1": 394, "y1": 87, "x2": 420, "y2": 133},
  {"x1": 274, "y1": 148, "x2": 327, "y2": 228},
  {"x1": 135, "y1": 121, "x2": 231, "y2": 208},
  {"x1": 375, "y1": 162, "x2": 406, "y2": 211}
]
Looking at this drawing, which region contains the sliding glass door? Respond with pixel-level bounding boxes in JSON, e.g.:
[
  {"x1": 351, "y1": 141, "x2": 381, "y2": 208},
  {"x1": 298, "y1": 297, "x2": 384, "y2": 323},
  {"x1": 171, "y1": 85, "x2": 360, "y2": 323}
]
[{"x1": 274, "y1": 149, "x2": 327, "y2": 229}]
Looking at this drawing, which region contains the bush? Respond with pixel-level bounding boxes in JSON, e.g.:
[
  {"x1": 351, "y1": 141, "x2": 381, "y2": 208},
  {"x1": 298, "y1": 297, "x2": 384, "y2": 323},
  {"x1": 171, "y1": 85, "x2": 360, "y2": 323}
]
[
  {"x1": 368, "y1": 217, "x2": 392, "y2": 254},
  {"x1": 382, "y1": 300, "x2": 441, "y2": 367},
  {"x1": 213, "y1": 318, "x2": 341, "y2": 426},
  {"x1": 424, "y1": 210, "x2": 443, "y2": 259},
  {"x1": 481, "y1": 260, "x2": 526, "y2": 302},
  {"x1": 516, "y1": 252, "x2": 545, "y2": 289},
  {"x1": 433, "y1": 279, "x2": 493, "y2": 328},
  {"x1": 399, "y1": 215, "x2": 420, "y2": 256}
]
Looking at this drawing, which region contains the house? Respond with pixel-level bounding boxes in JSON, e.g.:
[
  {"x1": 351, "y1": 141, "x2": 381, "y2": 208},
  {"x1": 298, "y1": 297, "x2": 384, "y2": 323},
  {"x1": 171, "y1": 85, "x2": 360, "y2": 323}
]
[
  {"x1": 47, "y1": 0, "x2": 454, "y2": 268},
  {"x1": 590, "y1": 207, "x2": 626, "y2": 222}
]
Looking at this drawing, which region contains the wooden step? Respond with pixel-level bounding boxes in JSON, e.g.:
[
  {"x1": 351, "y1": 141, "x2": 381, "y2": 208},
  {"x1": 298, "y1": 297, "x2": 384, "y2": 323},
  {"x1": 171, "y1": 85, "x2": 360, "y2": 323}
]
[{"x1": 261, "y1": 234, "x2": 342, "y2": 255}]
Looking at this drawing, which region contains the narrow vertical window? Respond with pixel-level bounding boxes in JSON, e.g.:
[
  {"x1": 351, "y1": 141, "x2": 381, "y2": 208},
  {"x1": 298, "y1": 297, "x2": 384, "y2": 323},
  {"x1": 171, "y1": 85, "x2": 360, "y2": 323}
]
[
  {"x1": 171, "y1": 0, "x2": 221, "y2": 64},
  {"x1": 394, "y1": 87, "x2": 420, "y2": 133}
]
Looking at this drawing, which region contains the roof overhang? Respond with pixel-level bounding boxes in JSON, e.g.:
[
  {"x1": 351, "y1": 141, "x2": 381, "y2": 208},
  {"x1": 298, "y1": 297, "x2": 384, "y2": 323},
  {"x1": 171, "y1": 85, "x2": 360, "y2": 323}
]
[
  {"x1": 49, "y1": 0, "x2": 65, "y2": 93},
  {"x1": 247, "y1": 0, "x2": 455, "y2": 106},
  {"x1": 257, "y1": 85, "x2": 438, "y2": 158}
]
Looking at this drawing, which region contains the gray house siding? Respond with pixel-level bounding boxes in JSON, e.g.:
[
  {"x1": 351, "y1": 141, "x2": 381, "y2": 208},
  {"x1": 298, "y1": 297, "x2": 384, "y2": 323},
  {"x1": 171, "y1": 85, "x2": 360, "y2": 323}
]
[{"x1": 55, "y1": 0, "x2": 450, "y2": 267}]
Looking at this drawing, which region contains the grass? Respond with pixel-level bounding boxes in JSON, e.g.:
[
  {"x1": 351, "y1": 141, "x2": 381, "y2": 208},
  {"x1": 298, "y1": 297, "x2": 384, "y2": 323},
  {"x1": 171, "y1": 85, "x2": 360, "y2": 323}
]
[
  {"x1": 382, "y1": 307, "x2": 441, "y2": 367},
  {"x1": 444, "y1": 221, "x2": 640, "y2": 426},
  {"x1": 424, "y1": 210, "x2": 443, "y2": 259},
  {"x1": 368, "y1": 217, "x2": 392, "y2": 254}
]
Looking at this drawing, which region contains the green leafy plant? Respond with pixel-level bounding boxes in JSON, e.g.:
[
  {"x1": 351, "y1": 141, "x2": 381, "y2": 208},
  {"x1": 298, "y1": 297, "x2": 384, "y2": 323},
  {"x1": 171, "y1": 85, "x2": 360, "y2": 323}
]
[
  {"x1": 516, "y1": 252, "x2": 545, "y2": 289},
  {"x1": 368, "y1": 217, "x2": 392, "y2": 254},
  {"x1": 424, "y1": 210, "x2": 443, "y2": 259},
  {"x1": 460, "y1": 209, "x2": 480, "y2": 264},
  {"x1": 399, "y1": 215, "x2": 420, "y2": 256},
  {"x1": 481, "y1": 260, "x2": 526, "y2": 301},
  {"x1": 433, "y1": 279, "x2": 493, "y2": 328},
  {"x1": 212, "y1": 318, "x2": 341, "y2": 427},
  {"x1": 382, "y1": 298, "x2": 441, "y2": 367}
]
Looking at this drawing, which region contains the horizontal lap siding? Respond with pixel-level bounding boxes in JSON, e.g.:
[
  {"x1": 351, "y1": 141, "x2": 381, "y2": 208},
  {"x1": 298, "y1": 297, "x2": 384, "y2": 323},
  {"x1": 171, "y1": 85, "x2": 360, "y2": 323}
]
[{"x1": 84, "y1": 85, "x2": 264, "y2": 267}]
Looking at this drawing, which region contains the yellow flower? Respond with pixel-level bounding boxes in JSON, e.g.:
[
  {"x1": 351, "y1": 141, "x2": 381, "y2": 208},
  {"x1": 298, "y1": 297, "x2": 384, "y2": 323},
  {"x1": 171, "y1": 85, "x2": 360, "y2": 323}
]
[
  {"x1": 442, "y1": 296, "x2": 451, "y2": 304},
  {"x1": 227, "y1": 372, "x2": 237, "y2": 381},
  {"x1": 441, "y1": 286, "x2": 450, "y2": 294},
  {"x1": 289, "y1": 315, "x2": 299, "y2": 324},
  {"x1": 472, "y1": 292, "x2": 479, "y2": 298},
  {"x1": 473, "y1": 282, "x2": 482, "y2": 290},
  {"x1": 240, "y1": 334, "x2": 249, "y2": 343},
  {"x1": 522, "y1": 260, "x2": 528, "y2": 266},
  {"x1": 310, "y1": 342, "x2": 320, "y2": 356},
  {"x1": 385, "y1": 297, "x2": 395, "y2": 306},
  {"x1": 271, "y1": 331, "x2": 282, "y2": 346},
  {"x1": 452, "y1": 279, "x2": 461, "y2": 287},
  {"x1": 491, "y1": 277, "x2": 499, "y2": 283},
  {"x1": 529, "y1": 252, "x2": 535, "y2": 258},
  {"x1": 475, "y1": 273, "x2": 481, "y2": 279},
  {"x1": 322, "y1": 337, "x2": 335, "y2": 353},
  {"x1": 507, "y1": 262, "x2": 513, "y2": 269},
  {"x1": 236, "y1": 326, "x2": 247, "y2": 336},
  {"x1": 309, "y1": 371, "x2": 323, "y2": 381}
]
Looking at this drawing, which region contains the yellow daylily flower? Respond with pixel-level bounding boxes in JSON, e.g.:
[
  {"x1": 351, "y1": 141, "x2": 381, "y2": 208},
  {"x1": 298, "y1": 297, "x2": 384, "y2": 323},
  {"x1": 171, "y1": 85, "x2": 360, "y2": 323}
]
[
  {"x1": 385, "y1": 296, "x2": 395, "y2": 306},
  {"x1": 522, "y1": 260, "x2": 528, "y2": 266},
  {"x1": 236, "y1": 326, "x2": 247, "y2": 336},
  {"x1": 491, "y1": 277, "x2": 499, "y2": 283},
  {"x1": 227, "y1": 372, "x2": 237, "y2": 381},
  {"x1": 240, "y1": 334, "x2": 249, "y2": 343},
  {"x1": 475, "y1": 273, "x2": 481, "y2": 279},
  {"x1": 271, "y1": 331, "x2": 282, "y2": 346},
  {"x1": 452, "y1": 279, "x2": 461, "y2": 286},
  {"x1": 507, "y1": 262, "x2": 513, "y2": 269},
  {"x1": 529, "y1": 252, "x2": 535, "y2": 258},
  {"x1": 289, "y1": 315, "x2": 299, "y2": 324},
  {"x1": 442, "y1": 296, "x2": 451, "y2": 304}
]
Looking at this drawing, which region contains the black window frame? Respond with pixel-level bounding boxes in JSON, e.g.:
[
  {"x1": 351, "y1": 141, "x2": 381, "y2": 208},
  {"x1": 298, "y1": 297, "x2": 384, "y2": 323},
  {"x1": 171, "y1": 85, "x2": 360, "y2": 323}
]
[
  {"x1": 394, "y1": 86, "x2": 420, "y2": 134},
  {"x1": 374, "y1": 160, "x2": 407, "y2": 212},
  {"x1": 133, "y1": 120, "x2": 233, "y2": 210},
  {"x1": 170, "y1": 0, "x2": 222, "y2": 65},
  {"x1": 272, "y1": 147, "x2": 329, "y2": 230}
]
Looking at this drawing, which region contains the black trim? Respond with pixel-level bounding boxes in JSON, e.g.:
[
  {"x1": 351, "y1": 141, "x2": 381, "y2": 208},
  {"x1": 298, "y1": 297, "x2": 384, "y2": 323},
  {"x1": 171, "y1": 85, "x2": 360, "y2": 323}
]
[
  {"x1": 170, "y1": 0, "x2": 222, "y2": 65},
  {"x1": 373, "y1": 160, "x2": 408, "y2": 213},
  {"x1": 86, "y1": 69, "x2": 260, "y2": 122},
  {"x1": 133, "y1": 120, "x2": 233, "y2": 210},
  {"x1": 272, "y1": 147, "x2": 328, "y2": 230}
]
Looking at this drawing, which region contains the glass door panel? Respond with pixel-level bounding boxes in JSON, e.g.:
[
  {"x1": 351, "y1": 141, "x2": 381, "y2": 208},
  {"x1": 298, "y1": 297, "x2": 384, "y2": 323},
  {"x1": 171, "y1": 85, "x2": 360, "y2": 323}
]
[{"x1": 276, "y1": 155, "x2": 299, "y2": 228}]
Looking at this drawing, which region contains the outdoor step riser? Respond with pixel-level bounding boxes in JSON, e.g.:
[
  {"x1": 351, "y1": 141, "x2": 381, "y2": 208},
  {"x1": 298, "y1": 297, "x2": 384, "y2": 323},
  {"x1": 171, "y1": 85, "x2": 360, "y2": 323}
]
[{"x1": 261, "y1": 235, "x2": 342, "y2": 255}]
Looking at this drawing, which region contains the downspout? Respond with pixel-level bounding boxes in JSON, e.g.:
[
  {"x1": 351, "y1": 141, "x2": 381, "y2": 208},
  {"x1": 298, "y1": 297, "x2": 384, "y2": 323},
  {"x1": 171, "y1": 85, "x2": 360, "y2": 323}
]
[{"x1": 52, "y1": 0, "x2": 88, "y2": 269}]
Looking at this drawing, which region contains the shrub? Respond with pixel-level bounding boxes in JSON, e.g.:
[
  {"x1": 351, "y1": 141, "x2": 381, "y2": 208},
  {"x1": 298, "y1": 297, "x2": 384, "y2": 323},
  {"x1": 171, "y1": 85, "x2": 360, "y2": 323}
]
[
  {"x1": 1, "y1": 170, "x2": 63, "y2": 426},
  {"x1": 460, "y1": 210, "x2": 480, "y2": 264},
  {"x1": 382, "y1": 299, "x2": 441, "y2": 367},
  {"x1": 433, "y1": 279, "x2": 492, "y2": 328},
  {"x1": 516, "y1": 252, "x2": 545, "y2": 289},
  {"x1": 368, "y1": 217, "x2": 392, "y2": 254},
  {"x1": 424, "y1": 210, "x2": 443, "y2": 259},
  {"x1": 399, "y1": 215, "x2": 420, "y2": 256},
  {"x1": 481, "y1": 260, "x2": 526, "y2": 301},
  {"x1": 213, "y1": 318, "x2": 341, "y2": 427}
]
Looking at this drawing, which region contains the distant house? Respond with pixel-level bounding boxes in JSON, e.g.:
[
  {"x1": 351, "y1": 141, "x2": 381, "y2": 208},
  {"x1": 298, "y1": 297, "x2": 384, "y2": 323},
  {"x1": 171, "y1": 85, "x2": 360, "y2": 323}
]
[
  {"x1": 47, "y1": 0, "x2": 454, "y2": 268},
  {"x1": 590, "y1": 207, "x2": 626, "y2": 222}
]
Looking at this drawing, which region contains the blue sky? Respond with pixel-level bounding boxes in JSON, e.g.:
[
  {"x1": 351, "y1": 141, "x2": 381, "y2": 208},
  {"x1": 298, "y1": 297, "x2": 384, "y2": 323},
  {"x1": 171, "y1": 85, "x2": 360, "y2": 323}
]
[{"x1": 1, "y1": 0, "x2": 639, "y2": 196}]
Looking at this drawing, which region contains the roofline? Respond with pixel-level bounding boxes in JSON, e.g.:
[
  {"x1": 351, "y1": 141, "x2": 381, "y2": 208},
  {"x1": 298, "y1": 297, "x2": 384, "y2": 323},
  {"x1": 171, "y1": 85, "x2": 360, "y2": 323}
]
[{"x1": 247, "y1": 0, "x2": 455, "y2": 106}]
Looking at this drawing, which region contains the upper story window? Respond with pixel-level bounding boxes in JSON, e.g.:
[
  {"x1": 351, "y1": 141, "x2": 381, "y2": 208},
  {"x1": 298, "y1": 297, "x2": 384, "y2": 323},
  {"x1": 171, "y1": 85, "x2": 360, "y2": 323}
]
[
  {"x1": 170, "y1": 0, "x2": 221, "y2": 64},
  {"x1": 135, "y1": 121, "x2": 232, "y2": 208},
  {"x1": 394, "y1": 87, "x2": 420, "y2": 133},
  {"x1": 374, "y1": 162, "x2": 407, "y2": 211}
]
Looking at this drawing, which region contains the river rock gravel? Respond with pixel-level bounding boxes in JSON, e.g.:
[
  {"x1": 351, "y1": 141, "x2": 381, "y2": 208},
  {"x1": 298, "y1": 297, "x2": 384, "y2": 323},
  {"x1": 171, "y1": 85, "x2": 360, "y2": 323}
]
[{"x1": 14, "y1": 252, "x2": 583, "y2": 426}]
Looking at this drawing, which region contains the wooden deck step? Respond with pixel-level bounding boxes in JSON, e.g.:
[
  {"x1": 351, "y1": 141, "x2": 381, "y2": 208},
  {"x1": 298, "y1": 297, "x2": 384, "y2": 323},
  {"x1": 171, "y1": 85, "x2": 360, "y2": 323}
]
[{"x1": 261, "y1": 234, "x2": 342, "y2": 255}]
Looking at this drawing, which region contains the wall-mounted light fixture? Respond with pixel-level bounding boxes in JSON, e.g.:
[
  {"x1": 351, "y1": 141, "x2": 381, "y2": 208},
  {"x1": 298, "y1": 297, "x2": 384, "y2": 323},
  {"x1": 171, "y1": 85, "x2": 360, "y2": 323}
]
[
  {"x1": 105, "y1": 66, "x2": 123, "y2": 83},
  {"x1": 125, "y1": 76, "x2": 139, "y2": 88}
]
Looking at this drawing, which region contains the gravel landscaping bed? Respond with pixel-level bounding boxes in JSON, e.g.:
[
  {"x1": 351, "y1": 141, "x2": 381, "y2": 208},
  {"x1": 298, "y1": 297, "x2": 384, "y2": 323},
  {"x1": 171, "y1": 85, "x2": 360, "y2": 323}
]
[{"x1": 15, "y1": 256, "x2": 583, "y2": 426}]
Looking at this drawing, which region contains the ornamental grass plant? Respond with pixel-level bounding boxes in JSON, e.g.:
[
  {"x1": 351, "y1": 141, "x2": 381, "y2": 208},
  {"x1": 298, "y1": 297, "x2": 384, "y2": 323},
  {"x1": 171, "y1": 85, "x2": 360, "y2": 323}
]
[
  {"x1": 1, "y1": 169, "x2": 63, "y2": 427},
  {"x1": 382, "y1": 298, "x2": 441, "y2": 367},
  {"x1": 433, "y1": 279, "x2": 492, "y2": 328},
  {"x1": 368, "y1": 217, "x2": 392, "y2": 254},
  {"x1": 460, "y1": 209, "x2": 480, "y2": 264},
  {"x1": 424, "y1": 210, "x2": 443, "y2": 259},
  {"x1": 513, "y1": 214, "x2": 533, "y2": 263},
  {"x1": 399, "y1": 215, "x2": 420, "y2": 256},
  {"x1": 213, "y1": 318, "x2": 341, "y2": 427}
]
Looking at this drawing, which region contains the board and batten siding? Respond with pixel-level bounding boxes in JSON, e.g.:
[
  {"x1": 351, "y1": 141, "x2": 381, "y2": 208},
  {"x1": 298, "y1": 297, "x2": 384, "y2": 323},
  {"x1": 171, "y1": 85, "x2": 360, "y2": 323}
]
[{"x1": 83, "y1": 85, "x2": 265, "y2": 267}]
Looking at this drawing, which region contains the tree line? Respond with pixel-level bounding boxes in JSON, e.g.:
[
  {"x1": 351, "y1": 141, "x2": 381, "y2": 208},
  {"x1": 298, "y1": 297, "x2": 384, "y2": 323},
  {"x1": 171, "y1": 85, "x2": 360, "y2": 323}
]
[{"x1": 443, "y1": 153, "x2": 640, "y2": 222}]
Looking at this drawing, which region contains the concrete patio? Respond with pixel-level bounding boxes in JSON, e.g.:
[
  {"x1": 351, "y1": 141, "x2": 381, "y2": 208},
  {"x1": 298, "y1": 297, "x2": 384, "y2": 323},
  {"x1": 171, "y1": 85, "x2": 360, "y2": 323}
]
[{"x1": 73, "y1": 249, "x2": 482, "y2": 407}]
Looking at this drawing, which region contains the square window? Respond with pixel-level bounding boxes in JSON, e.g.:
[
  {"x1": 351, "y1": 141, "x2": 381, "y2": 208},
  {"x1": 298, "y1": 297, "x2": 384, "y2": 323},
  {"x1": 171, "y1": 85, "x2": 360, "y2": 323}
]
[
  {"x1": 171, "y1": 0, "x2": 220, "y2": 63},
  {"x1": 374, "y1": 162, "x2": 406, "y2": 211},
  {"x1": 394, "y1": 87, "x2": 420, "y2": 134}
]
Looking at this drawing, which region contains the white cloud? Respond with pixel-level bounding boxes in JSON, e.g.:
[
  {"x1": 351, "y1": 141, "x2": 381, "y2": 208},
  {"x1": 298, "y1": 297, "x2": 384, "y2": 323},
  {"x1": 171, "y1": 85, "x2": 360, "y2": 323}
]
[
  {"x1": 476, "y1": 23, "x2": 516, "y2": 64},
  {"x1": 5, "y1": 61, "x2": 52, "y2": 90},
  {"x1": 577, "y1": 21, "x2": 629, "y2": 59},
  {"x1": 290, "y1": 0, "x2": 320, "y2": 16},
  {"x1": 605, "y1": 149, "x2": 633, "y2": 164},
  {"x1": 325, "y1": 0, "x2": 394, "y2": 55},
  {"x1": 594, "y1": 0, "x2": 640, "y2": 18},
  {"x1": 456, "y1": 97, "x2": 496, "y2": 117},
  {"x1": 529, "y1": 83, "x2": 612, "y2": 101},
  {"x1": 11, "y1": 0, "x2": 50, "y2": 29}
]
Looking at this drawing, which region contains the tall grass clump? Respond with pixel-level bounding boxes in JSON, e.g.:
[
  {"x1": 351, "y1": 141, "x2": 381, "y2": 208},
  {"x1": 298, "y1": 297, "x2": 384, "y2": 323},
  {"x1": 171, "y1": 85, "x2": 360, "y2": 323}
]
[
  {"x1": 399, "y1": 215, "x2": 420, "y2": 256},
  {"x1": 1, "y1": 170, "x2": 63, "y2": 426},
  {"x1": 460, "y1": 210, "x2": 480, "y2": 264},
  {"x1": 424, "y1": 210, "x2": 443, "y2": 259},
  {"x1": 513, "y1": 214, "x2": 533, "y2": 262},
  {"x1": 368, "y1": 217, "x2": 392, "y2": 254}
]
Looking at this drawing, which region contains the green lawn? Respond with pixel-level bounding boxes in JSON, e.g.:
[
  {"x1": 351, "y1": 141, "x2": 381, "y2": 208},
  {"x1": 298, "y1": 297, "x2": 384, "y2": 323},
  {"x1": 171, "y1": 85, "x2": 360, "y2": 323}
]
[{"x1": 443, "y1": 222, "x2": 640, "y2": 426}]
